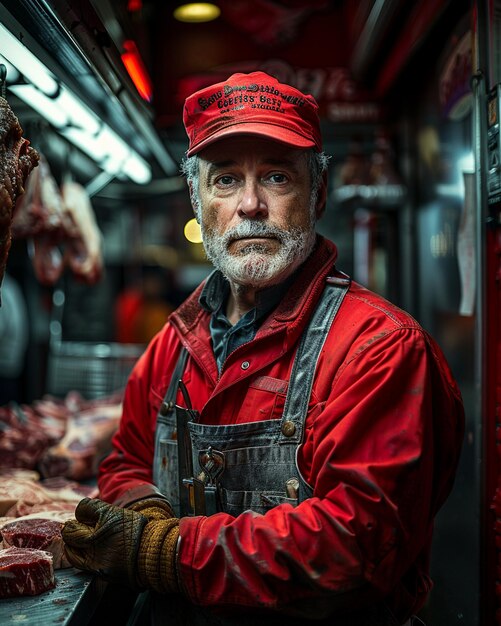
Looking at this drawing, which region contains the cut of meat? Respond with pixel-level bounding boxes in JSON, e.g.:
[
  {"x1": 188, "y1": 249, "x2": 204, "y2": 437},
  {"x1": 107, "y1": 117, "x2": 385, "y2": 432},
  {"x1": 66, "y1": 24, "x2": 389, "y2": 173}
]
[
  {"x1": 40, "y1": 397, "x2": 122, "y2": 481},
  {"x1": 0, "y1": 478, "x2": 49, "y2": 516},
  {"x1": 0, "y1": 398, "x2": 67, "y2": 471},
  {"x1": 10, "y1": 501, "x2": 77, "y2": 519},
  {"x1": 0, "y1": 476, "x2": 83, "y2": 517},
  {"x1": 11, "y1": 155, "x2": 66, "y2": 239},
  {"x1": 11, "y1": 155, "x2": 67, "y2": 286},
  {"x1": 0, "y1": 518, "x2": 69, "y2": 569},
  {"x1": 40, "y1": 477, "x2": 96, "y2": 501},
  {"x1": 0, "y1": 390, "x2": 123, "y2": 479},
  {"x1": 0, "y1": 96, "x2": 39, "y2": 289},
  {"x1": 61, "y1": 181, "x2": 103, "y2": 285},
  {"x1": 0, "y1": 509, "x2": 74, "y2": 526},
  {"x1": 10, "y1": 158, "x2": 103, "y2": 286},
  {"x1": 0, "y1": 468, "x2": 40, "y2": 482},
  {"x1": 0, "y1": 546, "x2": 55, "y2": 598}
]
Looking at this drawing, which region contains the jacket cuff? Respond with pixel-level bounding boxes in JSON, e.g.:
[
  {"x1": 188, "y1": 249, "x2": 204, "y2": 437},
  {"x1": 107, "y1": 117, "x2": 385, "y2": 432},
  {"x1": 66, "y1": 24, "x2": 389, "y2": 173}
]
[{"x1": 112, "y1": 484, "x2": 169, "y2": 508}]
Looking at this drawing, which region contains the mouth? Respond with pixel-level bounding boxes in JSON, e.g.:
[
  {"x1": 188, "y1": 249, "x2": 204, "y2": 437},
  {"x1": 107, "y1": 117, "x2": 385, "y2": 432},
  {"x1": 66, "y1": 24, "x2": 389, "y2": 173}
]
[
  {"x1": 231, "y1": 235, "x2": 275, "y2": 243},
  {"x1": 228, "y1": 236, "x2": 279, "y2": 254}
]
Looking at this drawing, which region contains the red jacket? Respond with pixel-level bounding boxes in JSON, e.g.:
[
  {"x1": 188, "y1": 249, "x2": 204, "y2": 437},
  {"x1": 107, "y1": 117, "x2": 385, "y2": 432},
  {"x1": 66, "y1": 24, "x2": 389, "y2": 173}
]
[{"x1": 99, "y1": 236, "x2": 464, "y2": 618}]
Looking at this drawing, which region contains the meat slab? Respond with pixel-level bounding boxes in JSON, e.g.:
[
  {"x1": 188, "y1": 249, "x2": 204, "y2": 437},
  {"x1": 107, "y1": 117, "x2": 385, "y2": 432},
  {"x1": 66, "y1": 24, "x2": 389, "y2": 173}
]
[
  {"x1": 61, "y1": 180, "x2": 103, "y2": 284},
  {"x1": 11, "y1": 155, "x2": 66, "y2": 285},
  {"x1": 39, "y1": 392, "x2": 123, "y2": 481},
  {"x1": 0, "y1": 546, "x2": 55, "y2": 598},
  {"x1": 0, "y1": 477, "x2": 50, "y2": 517},
  {"x1": 0, "y1": 518, "x2": 69, "y2": 569},
  {"x1": 0, "y1": 96, "x2": 39, "y2": 288},
  {"x1": 11, "y1": 159, "x2": 103, "y2": 286},
  {"x1": 0, "y1": 475, "x2": 85, "y2": 517}
]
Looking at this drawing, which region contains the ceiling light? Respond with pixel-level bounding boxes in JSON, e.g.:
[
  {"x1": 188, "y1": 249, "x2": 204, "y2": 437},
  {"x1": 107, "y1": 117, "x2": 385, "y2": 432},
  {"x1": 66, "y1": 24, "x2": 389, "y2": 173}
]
[
  {"x1": 0, "y1": 23, "x2": 58, "y2": 95},
  {"x1": 0, "y1": 26, "x2": 151, "y2": 185},
  {"x1": 127, "y1": 0, "x2": 143, "y2": 11},
  {"x1": 173, "y1": 3, "x2": 221, "y2": 23},
  {"x1": 121, "y1": 39, "x2": 153, "y2": 102},
  {"x1": 9, "y1": 84, "x2": 67, "y2": 127},
  {"x1": 57, "y1": 88, "x2": 101, "y2": 135}
]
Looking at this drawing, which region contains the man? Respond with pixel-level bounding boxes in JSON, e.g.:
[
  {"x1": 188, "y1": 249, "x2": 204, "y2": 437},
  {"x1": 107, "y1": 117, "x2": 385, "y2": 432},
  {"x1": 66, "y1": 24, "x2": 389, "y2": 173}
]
[{"x1": 62, "y1": 72, "x2": 464, "y2": 626}]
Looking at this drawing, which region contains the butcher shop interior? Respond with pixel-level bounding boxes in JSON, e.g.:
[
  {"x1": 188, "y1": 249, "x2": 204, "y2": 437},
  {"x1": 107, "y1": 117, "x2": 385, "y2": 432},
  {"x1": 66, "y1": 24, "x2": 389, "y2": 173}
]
[{"x1": 0, "y1": 0, "x2": 500, "y2": 624}]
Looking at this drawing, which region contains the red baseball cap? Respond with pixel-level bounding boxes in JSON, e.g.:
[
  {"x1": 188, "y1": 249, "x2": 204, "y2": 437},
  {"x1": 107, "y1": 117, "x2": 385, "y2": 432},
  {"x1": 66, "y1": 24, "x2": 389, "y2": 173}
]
[{"x1": 183, "y1": 71, "x2": 322, "y2": 156}]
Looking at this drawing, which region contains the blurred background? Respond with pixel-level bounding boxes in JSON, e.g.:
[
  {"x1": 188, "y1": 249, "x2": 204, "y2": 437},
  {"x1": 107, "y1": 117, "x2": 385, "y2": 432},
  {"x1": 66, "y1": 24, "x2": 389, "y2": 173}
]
[{"x1": 0, "y1": 1, "x2": 499, "y2": 623}]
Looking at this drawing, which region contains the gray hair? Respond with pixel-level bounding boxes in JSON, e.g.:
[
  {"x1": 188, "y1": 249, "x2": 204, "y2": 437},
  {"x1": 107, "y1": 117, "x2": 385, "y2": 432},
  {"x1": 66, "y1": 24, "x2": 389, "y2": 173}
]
[{"x1": 180, "y1": 149, "x2": 330, "y2": 221}]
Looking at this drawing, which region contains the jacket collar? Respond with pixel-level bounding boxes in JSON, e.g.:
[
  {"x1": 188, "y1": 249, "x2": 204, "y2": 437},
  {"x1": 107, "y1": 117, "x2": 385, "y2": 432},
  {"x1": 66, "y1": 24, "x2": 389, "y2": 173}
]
[{"x1": 170, "y1": 235, "x2": 338, "y2": 336}]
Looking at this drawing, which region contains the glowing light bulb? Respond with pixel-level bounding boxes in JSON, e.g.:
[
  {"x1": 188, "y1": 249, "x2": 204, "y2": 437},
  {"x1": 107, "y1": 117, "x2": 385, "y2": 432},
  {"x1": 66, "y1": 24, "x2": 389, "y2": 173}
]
[
  {"x1": 173, "y1": 3, "x2": 220, "y2": 23},
  {"x1": 184, "y1": 218, "x2": 203, "y2": 243}
]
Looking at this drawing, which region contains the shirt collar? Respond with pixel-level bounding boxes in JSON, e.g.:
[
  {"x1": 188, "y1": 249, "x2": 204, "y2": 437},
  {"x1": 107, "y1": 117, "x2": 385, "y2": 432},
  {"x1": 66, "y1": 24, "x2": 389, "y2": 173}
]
[{"x1": 199, "y1": 269, "x2": 295, "y2": 322}]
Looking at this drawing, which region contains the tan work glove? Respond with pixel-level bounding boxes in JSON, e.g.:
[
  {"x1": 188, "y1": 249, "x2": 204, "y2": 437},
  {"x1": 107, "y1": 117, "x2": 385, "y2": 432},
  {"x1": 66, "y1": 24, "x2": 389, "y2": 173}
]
[
  {"x1": 62, "y1": 498, "x2": 179, "y2": 593},
  {"x1": 127, "y1": 497, "x2": 174, "y2": 521}
]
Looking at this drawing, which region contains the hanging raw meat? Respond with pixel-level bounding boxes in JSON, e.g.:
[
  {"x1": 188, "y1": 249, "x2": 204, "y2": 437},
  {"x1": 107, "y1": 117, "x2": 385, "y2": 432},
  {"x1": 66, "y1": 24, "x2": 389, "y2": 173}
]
[
  {"x1": 0, "y1": 95, "x2": 39, "y2": 289},
  {"x1": 61, "y1": 180, "x2": 103, "y2": 284},
  {"x1": 11, "y1": 155, "x2": 67, "y2": 285},
  {"x1": 12, "y1": 161, "x2": 104, "y2": 286}
]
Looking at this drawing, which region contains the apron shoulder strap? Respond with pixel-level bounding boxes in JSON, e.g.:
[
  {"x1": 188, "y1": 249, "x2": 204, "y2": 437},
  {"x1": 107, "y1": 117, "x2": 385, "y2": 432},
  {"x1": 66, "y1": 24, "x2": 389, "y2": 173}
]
[
  {"x1": 279, "y1": 271, "x2": 350, "y2": 443},
  {"x1": 161, "y1": 346, "x2": 189, "y2": 410}
]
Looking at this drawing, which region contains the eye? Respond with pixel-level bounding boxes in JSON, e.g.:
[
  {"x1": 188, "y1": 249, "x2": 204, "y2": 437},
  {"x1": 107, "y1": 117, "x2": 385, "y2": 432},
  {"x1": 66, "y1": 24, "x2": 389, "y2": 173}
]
[
  {"x1": 215, "y1": 175, "x2": 236, "y2": 186},
  {"x1": 266, "y1": 172, "x2": 288, "y2": 184}
]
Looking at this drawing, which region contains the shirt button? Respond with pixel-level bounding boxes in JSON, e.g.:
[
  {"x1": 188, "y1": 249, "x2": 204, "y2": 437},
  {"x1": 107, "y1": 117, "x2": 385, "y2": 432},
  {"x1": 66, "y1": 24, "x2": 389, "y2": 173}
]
[
  {"x1": 282, "y1": 421, "x2": 296, "y2": 437},
  {"x1": 160, "y1": 401, "x2": 173, "y2": 416},
  {"x1": 241, "y1": 361, "x2": 250, "y2": 370}
]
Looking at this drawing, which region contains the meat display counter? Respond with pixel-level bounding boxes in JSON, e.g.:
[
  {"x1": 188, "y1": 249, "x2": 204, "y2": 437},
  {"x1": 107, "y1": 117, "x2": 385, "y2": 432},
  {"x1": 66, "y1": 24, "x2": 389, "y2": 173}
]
[{"x1": 0, "y1": 569, "x2": 139, "y2": 625}]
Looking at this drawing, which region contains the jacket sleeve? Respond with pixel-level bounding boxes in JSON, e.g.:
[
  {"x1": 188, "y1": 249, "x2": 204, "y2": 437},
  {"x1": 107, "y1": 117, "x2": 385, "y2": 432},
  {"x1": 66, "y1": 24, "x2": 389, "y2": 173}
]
[
  {"x1": 176, "y1": 327, "x2": 464, "y2": 613},
  {"x1": 98, "y1": 327, "x2": 182, "y2": 505}
]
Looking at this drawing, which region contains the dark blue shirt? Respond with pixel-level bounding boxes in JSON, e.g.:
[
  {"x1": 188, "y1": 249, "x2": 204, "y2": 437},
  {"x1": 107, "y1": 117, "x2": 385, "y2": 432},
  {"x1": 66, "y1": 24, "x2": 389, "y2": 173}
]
[{"x1": 199, "y1": 270, "x2": 293, "y2": 374}]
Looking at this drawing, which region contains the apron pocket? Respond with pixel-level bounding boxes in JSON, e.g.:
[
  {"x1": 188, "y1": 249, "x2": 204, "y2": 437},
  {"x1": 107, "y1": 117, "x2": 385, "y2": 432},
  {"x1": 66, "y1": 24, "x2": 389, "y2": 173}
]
[{"x1": 222, "y1": 488, "x2": 298, "y2": 515}]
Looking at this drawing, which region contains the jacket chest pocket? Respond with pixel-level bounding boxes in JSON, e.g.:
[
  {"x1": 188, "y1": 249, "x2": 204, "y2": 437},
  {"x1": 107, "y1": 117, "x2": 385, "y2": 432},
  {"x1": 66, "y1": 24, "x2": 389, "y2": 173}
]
[{"x1": 237, "y1": 376, "x2": 288, "y2": 422}]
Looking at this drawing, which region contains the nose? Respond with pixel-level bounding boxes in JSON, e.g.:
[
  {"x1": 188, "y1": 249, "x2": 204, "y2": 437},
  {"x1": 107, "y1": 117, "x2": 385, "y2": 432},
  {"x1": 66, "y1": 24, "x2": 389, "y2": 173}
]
[{"x1": 237, "y1": 179, "x2": 268, "y2": 218}]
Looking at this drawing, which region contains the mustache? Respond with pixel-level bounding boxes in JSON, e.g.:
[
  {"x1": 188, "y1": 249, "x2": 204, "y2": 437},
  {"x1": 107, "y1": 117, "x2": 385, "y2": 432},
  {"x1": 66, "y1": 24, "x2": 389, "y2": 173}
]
[{"x1": 221, "y1": 221, "x2": 288, "y2": 245}]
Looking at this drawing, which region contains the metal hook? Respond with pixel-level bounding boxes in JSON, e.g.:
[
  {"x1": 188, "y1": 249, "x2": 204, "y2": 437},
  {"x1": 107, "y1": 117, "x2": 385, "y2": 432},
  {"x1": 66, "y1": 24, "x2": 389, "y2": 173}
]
[
  {"x1": 178, "y1": 379, "x2": 193, "y2": 410},
  {"x1": 198, "y1": 447, "x2": 225, "y2": 485},
  {"x1": 0, "y1": 64, "x2": 7, "y2": 99}
]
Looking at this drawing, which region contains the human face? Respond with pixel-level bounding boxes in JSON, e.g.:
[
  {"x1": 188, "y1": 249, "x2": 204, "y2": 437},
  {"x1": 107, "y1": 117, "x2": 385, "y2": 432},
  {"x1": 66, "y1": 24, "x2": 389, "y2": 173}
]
[{"x1": 197, "y1": 136, "x2": 319, "y2": 288}]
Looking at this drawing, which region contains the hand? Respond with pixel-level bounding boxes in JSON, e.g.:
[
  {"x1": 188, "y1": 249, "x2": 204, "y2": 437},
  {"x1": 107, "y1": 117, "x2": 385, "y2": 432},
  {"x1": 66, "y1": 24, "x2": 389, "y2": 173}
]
[
  {"x1": 127, "y1": 497, "x2": 174, "y2": 521},
  {"x1": 62, "y1": 498, "x2": 147, "y2": 588},
  {"x1": 62, "y1": 497, "x2": 180, "y2": 593}
]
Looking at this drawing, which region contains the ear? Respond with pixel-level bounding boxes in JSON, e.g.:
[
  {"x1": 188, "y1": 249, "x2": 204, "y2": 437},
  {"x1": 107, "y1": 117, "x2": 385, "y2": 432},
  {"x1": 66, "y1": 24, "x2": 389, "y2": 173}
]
[{"x1": 315, "y1": 171, "x2": 328, "y2": 219}]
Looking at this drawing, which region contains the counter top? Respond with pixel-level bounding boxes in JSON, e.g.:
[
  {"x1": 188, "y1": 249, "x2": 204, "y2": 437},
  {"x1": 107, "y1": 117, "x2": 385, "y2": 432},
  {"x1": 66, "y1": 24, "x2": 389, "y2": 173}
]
[{"x1": 0, "y1": 568, "x2": 107, "y2": 626}]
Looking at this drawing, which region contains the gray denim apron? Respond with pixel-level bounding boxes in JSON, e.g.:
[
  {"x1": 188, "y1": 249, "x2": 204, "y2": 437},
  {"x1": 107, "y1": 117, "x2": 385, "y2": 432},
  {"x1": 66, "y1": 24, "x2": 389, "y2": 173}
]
[{"x1": 147, "y1": 276, "x2": 403, "y2": 626}]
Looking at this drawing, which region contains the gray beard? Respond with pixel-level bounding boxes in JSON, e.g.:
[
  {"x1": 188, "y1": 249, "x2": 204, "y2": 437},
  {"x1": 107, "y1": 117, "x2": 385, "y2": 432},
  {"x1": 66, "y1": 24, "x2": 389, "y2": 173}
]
[{"x1": 202, "y1": 220, "x2": 316, "y2": 287}]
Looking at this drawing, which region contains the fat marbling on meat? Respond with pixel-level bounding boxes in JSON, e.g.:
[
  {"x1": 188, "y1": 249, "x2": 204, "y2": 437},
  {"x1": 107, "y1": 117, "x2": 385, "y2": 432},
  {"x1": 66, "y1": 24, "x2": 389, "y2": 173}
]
[
  {"x1": 0, "y1": 546, "x2": 55, "y2": 598},
  {"x1": 0, "y1": 517, "x2": 70, "y2": 569},
  {"x1": 0, "y1": 96, "x2": 39, "y2": 289}
]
